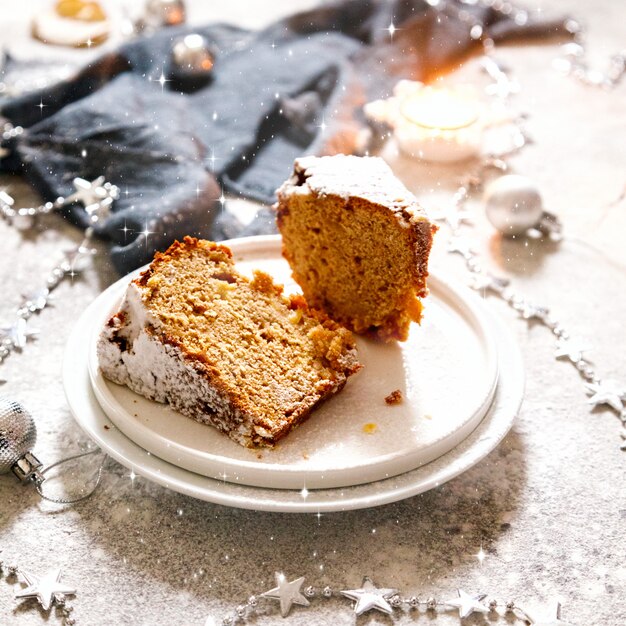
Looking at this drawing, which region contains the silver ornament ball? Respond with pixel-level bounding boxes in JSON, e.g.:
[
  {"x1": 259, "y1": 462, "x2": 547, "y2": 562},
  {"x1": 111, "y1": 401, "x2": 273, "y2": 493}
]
[
  {"x1": 484, "y1": 174, "x2": 544, "y2": 236},
  {"x1": 171, "y1": 34, "x2": 215, "y2": 79},
  {"x1": 144, "y1": 0, "x2": 186, "y2": 28},
  {"x1": 0, "y1": 396, "x2": 37, "y2": 473}
]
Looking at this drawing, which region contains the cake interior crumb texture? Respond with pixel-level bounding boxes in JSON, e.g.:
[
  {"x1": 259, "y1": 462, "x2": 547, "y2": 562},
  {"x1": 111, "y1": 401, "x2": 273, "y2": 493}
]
[
  {"x1": 97, "y1": 237, "x2": 362, "y2": 448},
  {"x1": 276, "y1": 155, "x2": 437, "y2": 341}
]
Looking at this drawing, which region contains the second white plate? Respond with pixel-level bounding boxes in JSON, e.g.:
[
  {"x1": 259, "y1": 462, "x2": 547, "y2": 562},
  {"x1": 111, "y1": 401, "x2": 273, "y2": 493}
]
[{"x1": 87, "y1": 236, "x2": 498, "y2": 490}]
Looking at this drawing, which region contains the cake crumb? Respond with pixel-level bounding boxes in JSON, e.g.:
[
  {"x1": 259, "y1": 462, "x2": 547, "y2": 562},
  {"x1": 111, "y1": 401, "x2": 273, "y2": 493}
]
[
  {"x1": 104, "y1": 424, "x2": 110, "y2": 430},
  {"x1": 363, "y1": 422, "x2": 377, "y2": 434},
  {"x1": 302, "y1": 452, "x2": 309, "y2": 460},
  {"x1": 385, "y1": 389, "x2": 403, "y2": 405},
  {"x1": 423, "y1": 414, "x2": 432, "y2": 420}
]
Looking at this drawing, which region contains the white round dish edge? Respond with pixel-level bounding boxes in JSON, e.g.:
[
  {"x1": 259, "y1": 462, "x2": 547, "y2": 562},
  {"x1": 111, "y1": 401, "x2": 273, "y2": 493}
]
[
  {"x1": 84, "y1": 236, "x2": 499, "y2": 490},
  {"x1": 63, "y1": 271, "x2": 523, "y2": 512}
]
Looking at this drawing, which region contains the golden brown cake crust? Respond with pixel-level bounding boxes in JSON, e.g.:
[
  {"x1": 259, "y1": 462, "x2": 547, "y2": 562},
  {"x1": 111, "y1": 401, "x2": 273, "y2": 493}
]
[{"x1": 275, "y1": 156, "x2": 437, "y2": 341}]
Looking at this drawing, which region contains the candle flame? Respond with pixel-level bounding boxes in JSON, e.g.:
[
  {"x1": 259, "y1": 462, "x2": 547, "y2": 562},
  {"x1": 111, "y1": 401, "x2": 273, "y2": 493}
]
[{"x1": 401, "y1": 87, "x2": 480, "y2": 131}]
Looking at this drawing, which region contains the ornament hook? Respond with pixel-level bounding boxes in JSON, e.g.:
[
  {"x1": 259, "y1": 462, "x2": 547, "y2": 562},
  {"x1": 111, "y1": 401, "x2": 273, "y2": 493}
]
[{"x1": 0, "y1": 395, "x2": 105, "y2": 504}]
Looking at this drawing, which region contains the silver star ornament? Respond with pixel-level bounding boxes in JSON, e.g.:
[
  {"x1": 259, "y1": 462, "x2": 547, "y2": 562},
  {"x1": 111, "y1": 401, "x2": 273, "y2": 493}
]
[
  {"x1": 523, "y1": 600, "x2": 577, "y2": 626},
  {"x1": 444, "y1": 588, "x2": 489, "y2": 619},
  {"x1": 555, "y1": 338, "x2": 590, "y2": 362},
  {"x1": 65, "y1": 176, "x2": 118, "y2": 222},
  {"x1": 341, "y1": 577, "x2": 398, "y2": 616},
  {"x1": 585, "y1": 379, "x2": 625, "y2": 412},
  {"x1": 520, "y1": 302, "x2": 550, "y2": 321},
  {"x1": 261, "y1": 572, "x2": 310, "y2": 617},
  {"x1": 471, "y1": 273, "x2": 510, "y2": 293},
  {"x1": 1, "y1": 318, "x2": 39, "y2": 349},
  {"x1": 430, "y1": 205, "x2": 473, "y2": 230},
  {"x1": 62, "y1": 245, "x2": 97, "y2": 273},
  {"x1": 15, "y1": 568, "x2": 76, "y2": 611},
  {"x1": 447, "y1": 237, "x2": 475, "y2": 258}
]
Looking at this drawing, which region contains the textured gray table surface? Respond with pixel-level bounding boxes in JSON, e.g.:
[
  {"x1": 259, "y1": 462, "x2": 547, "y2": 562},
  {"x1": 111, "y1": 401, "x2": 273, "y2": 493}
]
[{"x1": 1, "y1": 1, "x2": 625, "y2": 625}]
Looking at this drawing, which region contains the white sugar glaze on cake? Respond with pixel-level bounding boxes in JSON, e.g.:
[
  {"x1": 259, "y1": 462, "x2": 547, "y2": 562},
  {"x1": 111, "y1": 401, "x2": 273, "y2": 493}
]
[
  {"x1": 282, "y1": 155, "x2": 428, "y2": 222},
  {"x1": 97, "y1": 283, "x2": 255, "y2": 444}
]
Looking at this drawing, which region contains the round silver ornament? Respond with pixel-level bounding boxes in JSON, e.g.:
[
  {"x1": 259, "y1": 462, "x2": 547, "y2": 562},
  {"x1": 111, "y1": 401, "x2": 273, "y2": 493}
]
[
  {"x1": 484, "y1": 174, "x2": 543, "y2": 236},
  {"x1": 171, "y1": 34, "x2": 215, "y2": 80},
  {"x1": 144, "y1": 0, "x2": 186, "y2": 28},
  {"x1": 0, "y1": 395, "x2": 36, "y2": 474}
]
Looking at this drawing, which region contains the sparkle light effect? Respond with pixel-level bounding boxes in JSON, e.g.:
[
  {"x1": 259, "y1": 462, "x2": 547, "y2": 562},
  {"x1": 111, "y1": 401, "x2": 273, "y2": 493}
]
[
  {"x1": 475, "y1": 545, "x2": 486, "y2": 566},
  {"x1": 140, "y1": 222, "x2": 155, "y2": 251},
  {"x1": 207, "y1": 148, "x2": 220, "y2": 171},
  {"x1": 118, "y1": 221, "x2": 131, "y2": 241},
  {"x1": 36, "y1": 99, "x2": 47, "y2": 114},
  {"x1": 151, "y1": 69, "x2": 171, "y2": 92},
  {"x1": 217, "y1": 186, "x2": 227, "y2": 213}
]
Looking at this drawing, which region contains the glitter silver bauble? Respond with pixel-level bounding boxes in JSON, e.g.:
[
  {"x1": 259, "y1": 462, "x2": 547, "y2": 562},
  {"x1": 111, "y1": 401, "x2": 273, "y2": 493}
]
[
  {"x1": 484, "y1": 174, "x2": 544, "y2": 236},
  {"x1": 144, "y1": 0, "x2": 186, "y2": 28},
  {"x1": 171, "y1": 34, "x2": 215, "y2": 80},
  {"x1": 0, "y1": 396, "x2": 36, "y2": 474}
]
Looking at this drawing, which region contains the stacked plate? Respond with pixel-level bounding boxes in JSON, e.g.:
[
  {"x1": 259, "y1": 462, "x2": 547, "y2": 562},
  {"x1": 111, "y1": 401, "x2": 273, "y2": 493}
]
[{"x1": 64, "y1": 236, "x2": 523, "y2": 512}]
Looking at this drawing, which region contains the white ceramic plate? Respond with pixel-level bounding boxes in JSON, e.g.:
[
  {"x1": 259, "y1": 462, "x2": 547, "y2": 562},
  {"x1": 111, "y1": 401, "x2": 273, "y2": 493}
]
[
  {"x1": 63, "y1": 255, "x2": 523, "y2": 512},
  {"x1": 84, "y1": 236, "x2": 498, "y2": 490}
]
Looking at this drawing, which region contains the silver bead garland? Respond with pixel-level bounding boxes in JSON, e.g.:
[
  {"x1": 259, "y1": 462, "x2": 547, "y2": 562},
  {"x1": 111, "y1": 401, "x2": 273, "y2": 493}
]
[
  {"x1": 0, "y1": 148, "x2": 119, "y2": 380},
  {"x1": 204, "y1": 571, "x2": 576, "y2": 625},
  {"x1": 435, "y1": 164, "x2": 626, "y2": 450},
  {"x1": 555, "y1": 42, "x2": 626, "y2": 90},
  {"x1": 423, "y1": 7, "x2": 624, "y2": 450}
]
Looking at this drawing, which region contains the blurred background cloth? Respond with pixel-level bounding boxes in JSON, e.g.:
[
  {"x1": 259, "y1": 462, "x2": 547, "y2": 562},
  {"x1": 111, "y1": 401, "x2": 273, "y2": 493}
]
[{"x1": 0, "y1": 0, "x2": 570, "y2": 274}]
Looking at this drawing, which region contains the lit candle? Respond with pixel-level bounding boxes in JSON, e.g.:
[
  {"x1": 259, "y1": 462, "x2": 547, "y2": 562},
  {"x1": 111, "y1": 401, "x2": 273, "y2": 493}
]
[{"x1": 365, "y1": 81, "x2": 485, "y2": 163}]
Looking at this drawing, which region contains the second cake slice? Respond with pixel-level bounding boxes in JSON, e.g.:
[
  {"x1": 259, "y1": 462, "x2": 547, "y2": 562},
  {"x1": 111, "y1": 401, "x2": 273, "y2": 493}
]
[{"x1": 276, "y1": 155, "x2": 437, "y2": 341}]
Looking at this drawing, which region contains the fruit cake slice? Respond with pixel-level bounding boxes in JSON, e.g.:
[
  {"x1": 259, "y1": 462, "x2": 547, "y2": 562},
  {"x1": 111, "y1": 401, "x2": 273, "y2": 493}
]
[
  {"x1": 276, "y1": 155, "x2": 437, "y2": 341},
  {"x1": 97, "y1": 237, "x2": 361, "y2": 448}
]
